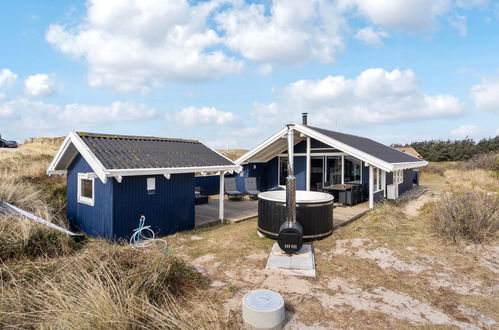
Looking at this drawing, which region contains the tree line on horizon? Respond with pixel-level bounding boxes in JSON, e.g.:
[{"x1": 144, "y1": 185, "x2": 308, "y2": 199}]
[{"x1": 393, "y1": 136, "x2": 499, "y2": 162}]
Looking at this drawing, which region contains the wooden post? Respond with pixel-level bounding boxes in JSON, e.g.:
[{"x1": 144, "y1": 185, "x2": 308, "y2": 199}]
[
  {"x1": 382, "y1": 170, "x2": 386, "y2": 198},
  {"x1": 219, "y1": 172, "x2": 225, "y2": 222},
  {"x1": 369, "y1": 166, "x2": 374, "y2": 209},
  {"x1": 306, "y1": 137, "x2": 311, "y2": 191}
]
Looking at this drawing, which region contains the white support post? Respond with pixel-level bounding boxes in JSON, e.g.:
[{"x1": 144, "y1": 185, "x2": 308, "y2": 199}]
[
  {"x1": 306, "y1": 137, "x2": 311, "y2": 191},
  {"x1": 382, "y1": 170, "x2": 386, "y2": 198},
  {"x1": 341, "y1": 155, "x2": 345, "y2": 184},
  {"x1": 219, "y1": 172, "x2": 225, "y2": 222},
  {"x1": 369, "y1": 166, "x2": 374, "y2": 209}
]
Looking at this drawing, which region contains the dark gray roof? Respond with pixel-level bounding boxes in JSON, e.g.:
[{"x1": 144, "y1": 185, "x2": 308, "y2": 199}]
[
  {"x1": 309, "y1": 126, "x2": 422, "y2": 163},
  {"x1": 77, "y1": 132, "x2": 234, "y2": 169}
]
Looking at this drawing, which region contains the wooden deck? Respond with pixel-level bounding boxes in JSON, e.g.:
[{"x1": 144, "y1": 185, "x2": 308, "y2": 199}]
[
  {"x1": 195, "y1": 196, "x2": 258, "y2": 227},
  {"x1": 195, "y1": 196, "x2": 369, "y2": 228}
]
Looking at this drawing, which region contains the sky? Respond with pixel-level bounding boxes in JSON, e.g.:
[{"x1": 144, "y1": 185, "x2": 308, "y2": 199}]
[{"x1": 0, "y1": 0, "x2": 498, "y2": 149}]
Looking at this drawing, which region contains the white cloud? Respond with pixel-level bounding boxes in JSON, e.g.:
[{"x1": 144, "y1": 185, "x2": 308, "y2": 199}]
[
  {"x1": 173, "y1": 106, "x2": 239, "y2": 126},
  {"x1": 273, "y1": 68, "x2": 465, "y2": 126},
  {"x1": 470, "y1": 78, "x2": 499, "y2": 112},
  {"x1": 354, "y1": 27, "x2": 388, "y2": 46},
  {"x1": 216, "y1": 0, "x2": 345, "y2": 63},
  {"x1": 46, "y1": 0, "x2": 243, "y2": 92},
  {"x1": 339, "y1": 0, "x2": 451, "y2": 31},
  {"x1": 495, "y1": 128, "x2": 499, "y2": 136},
  {"x1": 58, "y1": 101, "x2": 156, "y2": 124},
  {"x1": 450, "y1": 124, "x2": 482, "y2": 138},
  {"x1": 257, "y1": 64, "x2": 274, "y2": 75},
  {"x1": 252, "y1": 102, "x2": 281, "y2": 125},
  {"x1": 24, "y1": 74, "x2": 58, "y2": 97},
  {"x1": 449, "y1": 14, "x2": 467, "y2": 36},
  {"x1": 0, "y1": 68, "x2": 17, "y2": 90}
]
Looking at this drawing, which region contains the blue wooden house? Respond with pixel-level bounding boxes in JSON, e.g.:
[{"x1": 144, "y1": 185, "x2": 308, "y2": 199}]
[
  {"x1": 47, "y1": 132, "x2": 240, "y2": 240},
  {"x1": 235, "y1": 115, "x2": 427, "y2": 208}
]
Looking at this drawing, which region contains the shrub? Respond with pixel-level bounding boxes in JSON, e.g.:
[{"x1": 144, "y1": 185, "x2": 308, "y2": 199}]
[
  {"x1": 0, "y1": 243, "x2": 219, "y2": 329},
  {"x1": 459, "y1": 153, "x2": 499, "y2": 177},
  {"x1": 430, "y1": 190, "x2": 499, "y2": 244}
]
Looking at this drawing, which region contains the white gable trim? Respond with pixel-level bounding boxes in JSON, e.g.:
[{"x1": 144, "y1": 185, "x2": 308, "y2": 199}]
[
  {"x1": 236, "y1": 124, "x2": 427, "y2": 172},
  {"x1": 47, "y1": 131, "x2": 109, "y2": 183}
]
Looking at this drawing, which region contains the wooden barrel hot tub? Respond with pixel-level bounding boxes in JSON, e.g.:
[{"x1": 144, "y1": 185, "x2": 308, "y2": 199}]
[{"x1": 257, "y1": 190, "x2": 334, "y2": 240}]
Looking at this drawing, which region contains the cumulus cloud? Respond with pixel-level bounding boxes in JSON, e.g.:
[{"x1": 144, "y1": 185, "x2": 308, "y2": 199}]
[
  {"x1": 470, "y1": 78, "x2": 499, "y2": 112},
  {"x1": 24, "y1": 74, "x2": 58, "y2": 97},
  {"x1": 173, "y1": 106, "x2": 239, "y2": 126},
  {"x1": 450, "y1": 124, "x2": 483, "y2": 138},
  {"x1": 268, "y1": 68, "x2": 465, "y2": 126},
  {"x1": 339, "y1": 0, "x2": 451, "y2": 31},
  {"x1": 46, "y1": 0, "x2": 243, "y2": 92},
  {"x1": 354, "y1": 27, "x2": 388, "y2": 46},
  {"x1": 58, "y1": 101, "x2": 156, "y2": 124},
  {"x1": 252, "y1": 102, "x2": 281, "y2": 125},
  {"x1": 216, "y1": 0, "x2": 345, "y2": 63},
  {"x1": 0, "y1": 68, "x2": 17, "y2": 90}
]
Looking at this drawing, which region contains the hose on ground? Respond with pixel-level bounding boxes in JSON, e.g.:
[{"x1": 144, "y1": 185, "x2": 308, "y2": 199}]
[{"x1": 129, "y1": 215, "x2": 168, "y2": 250}]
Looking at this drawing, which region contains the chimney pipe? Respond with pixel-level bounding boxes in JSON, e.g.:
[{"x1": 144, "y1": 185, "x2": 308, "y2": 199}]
[
  {"x1": 286, "y1": 125, "x2": 296, "y2": 225},
  {"x1": 302, "y1": 113, "x2": 308, "y2": 125}
]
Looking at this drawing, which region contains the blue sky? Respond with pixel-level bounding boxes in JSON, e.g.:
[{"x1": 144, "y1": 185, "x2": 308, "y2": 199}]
[{"x1": 0, "y1": 0, "x2": 498, "y2": 149}]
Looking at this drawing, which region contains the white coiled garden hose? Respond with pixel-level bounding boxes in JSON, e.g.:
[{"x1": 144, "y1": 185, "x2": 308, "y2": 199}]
[{"x1": 129, "y1": 215, "x2": 168, "y2": 250}]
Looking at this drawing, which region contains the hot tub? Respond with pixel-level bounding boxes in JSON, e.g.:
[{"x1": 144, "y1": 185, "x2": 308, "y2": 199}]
[{"x1": 258, "y1": 190, "x2": 334, "y2": 240}]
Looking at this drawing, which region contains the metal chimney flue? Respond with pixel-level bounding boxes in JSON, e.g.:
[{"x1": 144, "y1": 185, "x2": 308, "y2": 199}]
[
  {"x1": 302, "y1": 113, "x2": 308, "y2": 125},
  {"x1": 277, "y1": 125, "x2": 303, "y2": 254}
]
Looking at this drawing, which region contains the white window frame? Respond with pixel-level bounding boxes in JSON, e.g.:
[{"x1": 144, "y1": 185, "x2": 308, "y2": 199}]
[
  {"x1": 77, "y1": 173, "x2": 95, "y2": 206},
  {"x1": 373, "y1": 167, "x2": 383, "y2": 193},
  {"x1": 394, "y1": 170, "x2": 403, "y2": 184}
]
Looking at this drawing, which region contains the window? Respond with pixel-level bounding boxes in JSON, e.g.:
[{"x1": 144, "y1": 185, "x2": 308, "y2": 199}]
[
  {"x1": 147, "y1": 177, "x2": 156, "y2": 195},
  {"x1": 394, "y1": 170, "x2": 403, "y2": 184},
  {"x1": 78, "y1": 173, "x2": 94, "y2": 206},
  {"x1": 344, "y1": 156, "x2": 361, "y2": 184},
  {"x1": 372, "y1": 167, "x2": 382, "y2": 193},
  {"x1": 279, "y1": 157, "x2": 288, "y2": 186},
  {"x1": 326, "y1": 156, "x2": 342, "y2": 185}
]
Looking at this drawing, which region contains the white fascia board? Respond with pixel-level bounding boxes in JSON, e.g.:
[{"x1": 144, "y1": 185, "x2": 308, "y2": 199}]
[
  {"x1": 235, "y1": 126, "x2": 288, "y2": 165},
  {"x1": 294, "y1": 124, "x2": 394, "y2": 172},
  {"x1": 106, "y1": 165, "x2": 242, "y2": 177},
  {"x1": 391, "y1": 160, "x2": 428, "y2": 171},
  {"x1": 68, "y1": 132, "x2": 109, "y2": 183},
  {"x1": 46, "y1": 133, "x2": 72, "y2": 175}
]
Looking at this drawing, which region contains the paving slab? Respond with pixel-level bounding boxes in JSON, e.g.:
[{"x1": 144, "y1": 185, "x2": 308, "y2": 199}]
[{"x1": 265, "y1": 243, "x2": 316, "y2": 277}]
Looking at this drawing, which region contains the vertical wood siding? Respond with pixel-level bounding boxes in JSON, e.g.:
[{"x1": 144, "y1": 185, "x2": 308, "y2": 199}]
[
  {"x1": 112, "y1": 173, "x2": 195, "y2": 240},
  {"x1": 66, "y1": 154, "x2": 114, "y2": 239}
]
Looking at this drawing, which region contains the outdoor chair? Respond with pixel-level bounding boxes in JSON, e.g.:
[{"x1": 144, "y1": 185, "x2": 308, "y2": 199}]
[
  {"x1": 338, "y1": 190, "x2": 347, "y2": 205},
  {"x1": 224, "y1": 177, "x2": 244, "y2": 200},
  {"x1": 316, "y1": 182, "x2": 324, "y2": 192},
  {"x1": 244, "y1": 177, "x2": 260, "y2": 200},
  {"x1": 346, "y1": 185, "x2": 358, "y2": 206}
]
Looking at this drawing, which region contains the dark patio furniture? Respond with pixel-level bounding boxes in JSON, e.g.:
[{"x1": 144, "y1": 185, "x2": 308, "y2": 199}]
[
  {"x1": 346, "y1": 185, "x2": 359, "y2": 206},
  {"x1": 324, "y1": 184, "x2": 355, "y2": 206},
  {"x1": 244, "y1": 177, "x2": 260, "y2": 200},
  {"x1": 316, "y1": 182, "x2": 324, "y2": 192},
  {"x1": 224, "y1": 177, "x2": 244, "y2": 200},
  {"x1": 195, "y1": 186, "x2": 208, "y2": 205}
]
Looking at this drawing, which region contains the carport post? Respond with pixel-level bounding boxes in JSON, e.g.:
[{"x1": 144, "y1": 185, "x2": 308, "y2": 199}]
[
  {"x1": 219, "y1": 171, "x2": 225, "y2": 222},
  {"x1": 369, "y1": 165, "x2": 374, "y2": 209}
]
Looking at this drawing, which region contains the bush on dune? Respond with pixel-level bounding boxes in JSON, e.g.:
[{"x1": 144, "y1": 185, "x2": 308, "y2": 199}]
[{"x1": 429, "y1": 189, "x2": 499, "y2": 244}]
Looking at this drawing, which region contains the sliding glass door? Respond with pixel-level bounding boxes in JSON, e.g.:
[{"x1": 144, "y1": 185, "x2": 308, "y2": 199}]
[
  {"x1": 310, "y1": 156, "x2": 323, "y2": 190},
  {"x1": 326, "y1": 156, "x2": 342, "y2": 185},
  {"x1": 344, "y1": 156, "x2": 361, "y2": 184}
]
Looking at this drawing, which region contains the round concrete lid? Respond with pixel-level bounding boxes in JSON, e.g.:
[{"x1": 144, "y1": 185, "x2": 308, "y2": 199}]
[{"x1": 243, "y1": 289, "x2": 284, "y2": 312}]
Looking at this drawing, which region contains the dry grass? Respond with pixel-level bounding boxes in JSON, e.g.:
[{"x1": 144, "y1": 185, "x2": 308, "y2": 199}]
[{"x1": 0, "y1": 242, "x2": 220, "y2": 329}]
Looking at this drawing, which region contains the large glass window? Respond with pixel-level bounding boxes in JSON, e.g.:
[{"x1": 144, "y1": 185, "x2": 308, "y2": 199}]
[
  {"x1": 344, "y1": 156, "x2": 361, "y2": 183},
  {"x1": 326, "y1": 156, "x2": 342, "y2": 185},
  {"x1": 279, "y1": 157, "x2": 288, "y2": 186}
]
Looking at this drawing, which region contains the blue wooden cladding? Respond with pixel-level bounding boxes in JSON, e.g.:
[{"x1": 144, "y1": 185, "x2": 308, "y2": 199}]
[
  {"x1": 195, "y1": 175, "x2": 220, "y2": 195},
  {"x1": 67, "y1": 154, "x2": 195, "y2": 240}
]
